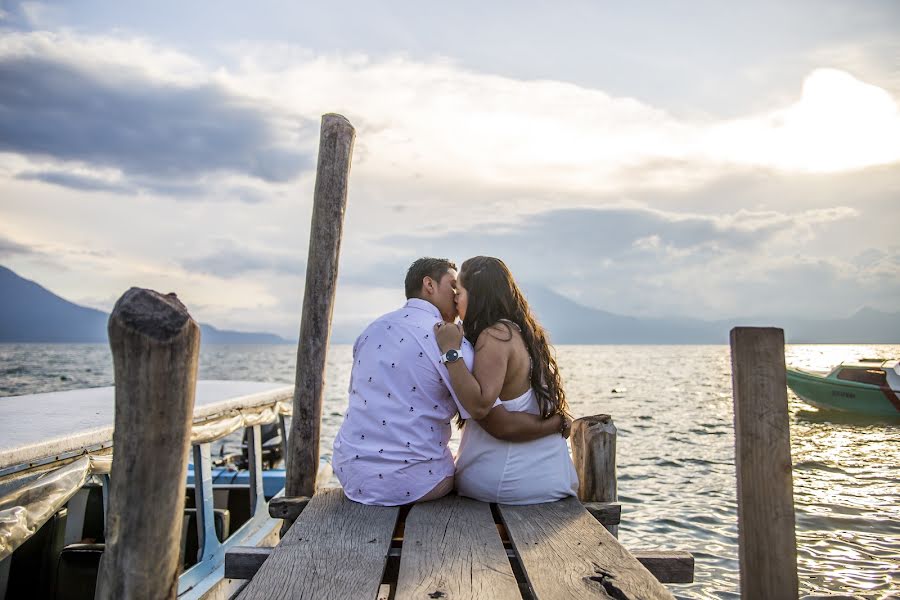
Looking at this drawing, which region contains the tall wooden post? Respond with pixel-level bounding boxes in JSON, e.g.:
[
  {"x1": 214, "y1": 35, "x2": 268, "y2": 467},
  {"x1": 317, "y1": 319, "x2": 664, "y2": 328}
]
[
  {"x1": 96, "y1": 289, "x2": 200, "y2": 600},
  {"x1": 730, "y1": 327, "x2": 798, "y2": 599},
  {"x1": 286, "y1": 114, "x2": 356, "y2": 498},
  {"x1": 571, "y1": 414, "x2": 618, "y2": 536}
]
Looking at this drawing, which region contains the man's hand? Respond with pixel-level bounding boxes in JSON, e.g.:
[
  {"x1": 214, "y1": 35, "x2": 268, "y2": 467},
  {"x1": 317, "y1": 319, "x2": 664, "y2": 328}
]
[{"x1": 434, "y1": 321, "x2": 464, "y2": 353}]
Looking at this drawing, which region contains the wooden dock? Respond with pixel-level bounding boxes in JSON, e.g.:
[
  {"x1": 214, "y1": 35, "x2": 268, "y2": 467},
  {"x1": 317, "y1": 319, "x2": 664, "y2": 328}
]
[{"x1": 226, "y1": 488, "x2": 685, "y2": 600}]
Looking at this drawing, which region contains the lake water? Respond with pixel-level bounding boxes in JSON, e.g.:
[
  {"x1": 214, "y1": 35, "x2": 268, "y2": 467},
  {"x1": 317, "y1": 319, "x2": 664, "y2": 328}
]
[{"x1": 1, "y1": 342, "x2": 898, "y2": 599}]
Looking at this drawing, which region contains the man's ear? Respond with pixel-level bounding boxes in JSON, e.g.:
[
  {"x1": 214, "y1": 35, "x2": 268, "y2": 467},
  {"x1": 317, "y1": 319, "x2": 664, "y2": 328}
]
[{"x1": 422, "y1": 276, "x2": 435, "y2": 295}]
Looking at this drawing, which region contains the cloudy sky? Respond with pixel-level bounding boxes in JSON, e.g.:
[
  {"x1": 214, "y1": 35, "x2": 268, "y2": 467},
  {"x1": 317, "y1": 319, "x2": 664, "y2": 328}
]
[{"x1": 1, "y1": 1, "x2": 898, "y2": 338}]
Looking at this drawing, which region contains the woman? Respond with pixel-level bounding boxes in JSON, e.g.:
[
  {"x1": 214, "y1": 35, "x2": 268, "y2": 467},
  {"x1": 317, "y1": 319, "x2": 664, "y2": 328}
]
[{"x1": 434, "y1": 256, "x2": 578, "y2": 504}]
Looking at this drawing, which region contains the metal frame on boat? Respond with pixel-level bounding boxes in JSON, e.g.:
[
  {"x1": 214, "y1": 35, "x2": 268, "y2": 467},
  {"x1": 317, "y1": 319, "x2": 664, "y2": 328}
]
[{"x1": 0, "y1": 381, "x2": 294, "y2": 600}]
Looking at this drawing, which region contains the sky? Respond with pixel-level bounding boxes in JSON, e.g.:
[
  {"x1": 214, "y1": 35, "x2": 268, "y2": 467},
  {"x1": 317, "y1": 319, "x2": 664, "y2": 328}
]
[{"x1": 1, "y1": 1, "x2": 899, "y2": 338}]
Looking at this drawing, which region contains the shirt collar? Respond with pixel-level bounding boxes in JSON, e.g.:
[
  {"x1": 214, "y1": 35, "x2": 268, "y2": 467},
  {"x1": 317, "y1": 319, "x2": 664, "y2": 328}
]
[{"x1": 404, "y1": 298, "x2": 443, "y2": 320}]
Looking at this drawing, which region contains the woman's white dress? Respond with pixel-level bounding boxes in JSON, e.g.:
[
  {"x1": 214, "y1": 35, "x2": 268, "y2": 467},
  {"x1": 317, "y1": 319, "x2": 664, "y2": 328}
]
[{"x1": 454, "y1": 387, "x2": 579, "y2": 505}]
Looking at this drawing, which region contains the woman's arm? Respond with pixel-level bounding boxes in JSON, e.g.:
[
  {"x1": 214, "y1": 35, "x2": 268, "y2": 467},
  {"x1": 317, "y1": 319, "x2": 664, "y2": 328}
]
[
  {"x1": 434, "y1": 322, "x2": 505, "y2": 420},
  {"x1": 477, "y1": 406, "x2": 567, "y2": 442},
  {"x1": 434, "y1": 322, "x2": 570, "y2": 443}
]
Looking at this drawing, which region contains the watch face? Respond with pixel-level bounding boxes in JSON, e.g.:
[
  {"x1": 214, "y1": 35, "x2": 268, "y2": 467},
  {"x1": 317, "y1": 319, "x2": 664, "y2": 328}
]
[{"x1": 446, "y1": 349, "x2": 459, "y2": 362}]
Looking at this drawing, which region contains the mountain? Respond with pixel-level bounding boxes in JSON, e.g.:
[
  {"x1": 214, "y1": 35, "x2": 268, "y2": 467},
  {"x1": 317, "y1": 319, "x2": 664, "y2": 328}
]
[
  {"x1": 521, "y1": 285, "x2": 900, "y2": 344},
  {"x1": 522, "y1": 285, "x2": 722, "y2": 343},
  {"x1": 2, "y1": 265, "x2": 897, "y2": 344},
  {"x1": 0, "y1": 266, "x2": 289, "y2": 344}
]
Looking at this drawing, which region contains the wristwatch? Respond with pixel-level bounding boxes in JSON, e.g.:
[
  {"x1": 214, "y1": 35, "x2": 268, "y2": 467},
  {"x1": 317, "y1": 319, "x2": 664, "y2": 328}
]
[{"x1": 440, "y1": 348, "x2": 462, "y2": 364}]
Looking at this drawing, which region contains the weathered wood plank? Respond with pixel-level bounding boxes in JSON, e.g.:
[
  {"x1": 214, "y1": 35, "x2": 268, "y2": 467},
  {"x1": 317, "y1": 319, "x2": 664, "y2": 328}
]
[
  {"x1": 499, "y1": 497, "x2": 674, "y2": 600},
  {"x1": 730, "y1": 327, "x2": 798, "y2": 599},
  {"x1": 395, "y1": 496, "x2": 518, "y2": 600},
  {"x1": 267, "y1": 495, "x2": 311, "y2": 520},
  {"x1": 581, "y1": 502, "x2": 621, "y2": 528},
  {"x1": 225, "y1": 546, "x2": 272, "y2": 580},
  {"x1": 224, "y1": 544, "x2": 694, "y2": 585},
  {"x1": 631, "y1": 551, "x2": 693, "y2": 584},
  {"x1": 236, "y1": 488, "x2": 397, "y2": 600},
  {"x1": 287, "y1": 114, "x2": 356, "y2": 498},
  {"x1": 96, "y1": 289, "x2": 200, "y2": 600}
]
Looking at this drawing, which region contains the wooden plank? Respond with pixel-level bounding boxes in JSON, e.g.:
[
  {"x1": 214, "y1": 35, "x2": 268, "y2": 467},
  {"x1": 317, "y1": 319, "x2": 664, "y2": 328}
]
[
  {"x1": 631, "y1": 551, "x2": 693, "y2": 584},
  {"x1": 581, "y1": 502, "x2": 621, "y2": 528},
  {"x1": 499, "y1": 497, "x2": 674, "y2": 600},
  {"x1": 225, "y1": 546, "x2": 273, "y2": 580},
  {"x1": 236, "y1": 488, "x2": 397, "y2": 600},
  {"x1": 224, "y1": 543, "x2": 694, "y2": 585},
  {"x1": 395, "y1": 496, "x2": 518, "y2": 600},
  {"x1": 730, "y1": 327, "x2": 799, "y2": 599},
  {"x1": 267, "y1": 496, "x2": 311, "y2": 521}
]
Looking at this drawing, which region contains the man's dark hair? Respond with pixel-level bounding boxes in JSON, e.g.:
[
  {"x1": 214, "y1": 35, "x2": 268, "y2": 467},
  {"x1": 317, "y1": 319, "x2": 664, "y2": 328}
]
[{"x1": 405, "y1": 257, "x2": 457, "y2": 299}]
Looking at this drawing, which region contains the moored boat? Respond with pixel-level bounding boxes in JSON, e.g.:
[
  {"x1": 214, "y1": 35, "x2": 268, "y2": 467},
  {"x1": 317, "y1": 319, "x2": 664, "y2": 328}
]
[
  {"x1": 786, "y1": 358, "x2": 900, "y2": 417},
  {"x1": 0, "y1": 381, "x2": 295, "y2": 600}
]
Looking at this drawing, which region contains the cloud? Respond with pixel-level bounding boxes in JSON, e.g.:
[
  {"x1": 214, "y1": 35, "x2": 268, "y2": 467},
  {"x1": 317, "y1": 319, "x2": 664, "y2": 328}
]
[
  {"x1": 366, "y1": 202, "x2": 877, "y2": 319},
  {"x1": 0, "y1": 235, "x2": 36, "y2": 258},
  {"x1": 16, "y1": 170, "x2": 132, "y2": 193},
  {"x1": 181, "y1": 240, "x2": 306, "y2": 278},
  {"x1": 0, "y1": 34, "x2": 313, "y2": 194}
]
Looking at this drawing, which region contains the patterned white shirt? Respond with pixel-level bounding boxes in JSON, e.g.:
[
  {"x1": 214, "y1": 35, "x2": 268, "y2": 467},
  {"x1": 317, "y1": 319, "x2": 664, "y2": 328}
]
[{"x1": 332, "y1": 298, "x2": 476, "y2": 505}]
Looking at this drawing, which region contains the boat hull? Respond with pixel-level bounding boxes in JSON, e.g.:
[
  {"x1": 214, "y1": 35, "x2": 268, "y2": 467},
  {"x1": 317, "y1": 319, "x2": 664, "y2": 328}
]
[{"x1": 786, "y1": 368, "x2": 900, "y2": 417}]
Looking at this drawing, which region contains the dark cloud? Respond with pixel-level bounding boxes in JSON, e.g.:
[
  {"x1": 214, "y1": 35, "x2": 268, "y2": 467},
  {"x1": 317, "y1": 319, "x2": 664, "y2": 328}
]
[
  {"x1": 181, "y1": 242, "x2": 305, "y2": 278},
  {"x1": 362, "y1": 204, "x2": 885, "y2": 318},
  {"x1": 16, "y1": 170, "x2": 132, "y2": 194},
  {"x1": 0, "y1": 236, "x2": 36, "y2": 258},
  {"x1": 0, "y1": 55, "x2": 313, "y2": 192},
  {"x1": 386, "y1": 206, "x2": 795, "y2": 268}
]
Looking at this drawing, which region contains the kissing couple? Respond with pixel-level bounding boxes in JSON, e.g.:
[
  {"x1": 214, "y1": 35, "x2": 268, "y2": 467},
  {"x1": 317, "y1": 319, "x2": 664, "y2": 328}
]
[{"x1": 332, "y1": 256, "x2": 578, "y2": 505}]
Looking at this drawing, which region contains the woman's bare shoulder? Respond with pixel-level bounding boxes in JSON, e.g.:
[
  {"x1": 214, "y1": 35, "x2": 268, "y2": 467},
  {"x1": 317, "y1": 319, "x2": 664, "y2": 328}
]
[{"x1": 474, "y1": 322, "x2": 513, "y2": 349}]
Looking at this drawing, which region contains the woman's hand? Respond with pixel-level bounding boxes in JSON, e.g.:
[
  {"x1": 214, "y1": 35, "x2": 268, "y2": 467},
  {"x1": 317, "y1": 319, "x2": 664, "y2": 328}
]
[
  {"x1": 434, "y1": 321, "x2": 464, "y2": 353},
  {"x1": 560, "y1": 414, "x2": 572, "y2": 439}
]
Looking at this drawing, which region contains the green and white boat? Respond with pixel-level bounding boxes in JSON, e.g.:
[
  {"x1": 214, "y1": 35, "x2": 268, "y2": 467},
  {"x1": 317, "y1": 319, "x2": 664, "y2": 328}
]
[{"x1": 786, "y1": 358, "x2": 900, "y2": 418}]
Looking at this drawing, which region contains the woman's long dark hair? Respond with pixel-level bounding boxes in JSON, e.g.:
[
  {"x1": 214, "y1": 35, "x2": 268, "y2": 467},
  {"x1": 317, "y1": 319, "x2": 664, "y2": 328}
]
[{"x1": 459, "y1": 256, "x2": 568, "y2": 419}]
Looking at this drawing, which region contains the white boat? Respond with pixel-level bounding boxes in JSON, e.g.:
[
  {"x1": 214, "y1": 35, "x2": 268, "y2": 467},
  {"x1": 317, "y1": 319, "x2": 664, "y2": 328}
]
[{"x1": 0, "y1": 381, "x2": 294, "y2": 600}]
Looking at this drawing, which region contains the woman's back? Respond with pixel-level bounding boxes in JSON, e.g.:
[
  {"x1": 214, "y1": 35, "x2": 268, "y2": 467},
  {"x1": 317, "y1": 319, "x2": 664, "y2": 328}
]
[{"x1": 455, "y1": 320, "x2": 578, "y2": 504}]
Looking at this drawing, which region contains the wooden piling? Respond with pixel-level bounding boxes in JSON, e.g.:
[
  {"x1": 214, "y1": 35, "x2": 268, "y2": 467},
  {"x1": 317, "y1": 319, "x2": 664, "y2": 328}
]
[
  {"x1": 730, "y1": 327, "x2": 798, "y2": 599},
  {"x1": 96, "y1": 289, "x2": 200, "y2": 600},
  {"x1": 286, "y1": 114, "x2": 356, "y2": 498},
  {"x1": 571, "y1": 414, "x2": 618, "y2": 536}
]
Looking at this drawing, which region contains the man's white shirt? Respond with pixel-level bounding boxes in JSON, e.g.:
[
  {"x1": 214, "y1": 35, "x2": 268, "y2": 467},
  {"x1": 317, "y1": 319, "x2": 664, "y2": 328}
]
[{"x1": 332, "y1": 298, "x2": 477, "y2": 505}]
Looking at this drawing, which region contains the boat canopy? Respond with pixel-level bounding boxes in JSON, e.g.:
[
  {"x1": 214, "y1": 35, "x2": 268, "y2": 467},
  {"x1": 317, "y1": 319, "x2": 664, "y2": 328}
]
[
  {"x1": 0, "y1": 380, "x2": 293, "y2": 476},
  {"x1": 0, "y1": 381, "x2": 293, "y2": 563}
]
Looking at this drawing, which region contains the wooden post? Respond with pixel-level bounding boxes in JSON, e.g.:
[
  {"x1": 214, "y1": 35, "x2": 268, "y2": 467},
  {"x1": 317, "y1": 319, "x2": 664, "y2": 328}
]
[
  {"x1": 730, "y1": 327, "x2": 798, "y2": 599},
  {"x1": 571, "y1": 414, "x2": 617, "y2": 536},
  {"x1": 286, "y1": 114, "x2": 356, "y2": 498},
  {"x1": 96, "y1": 289, "x2": 200, "y2": 600}
]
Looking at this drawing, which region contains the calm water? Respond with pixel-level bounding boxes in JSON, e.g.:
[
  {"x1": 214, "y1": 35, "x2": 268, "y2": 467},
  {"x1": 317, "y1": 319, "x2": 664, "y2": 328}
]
[{"x1": 1, "y1": 343, "x2": 898, "y2": 599}]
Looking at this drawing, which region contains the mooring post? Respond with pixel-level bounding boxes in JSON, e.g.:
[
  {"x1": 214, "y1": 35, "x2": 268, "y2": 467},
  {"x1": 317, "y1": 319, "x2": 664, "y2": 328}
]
[
  {"x1": 571, "y1": 414, "x2": 618, "y2": 537},
  {"x1": 286, "y1": 114, "x2": 356, "y2": 499},
  {"x1": 96, "y1": 289, "x2": 200, "y2": 600},
  {"x1": 730, "y1": 327, "x2": 799, "y2": 599}
]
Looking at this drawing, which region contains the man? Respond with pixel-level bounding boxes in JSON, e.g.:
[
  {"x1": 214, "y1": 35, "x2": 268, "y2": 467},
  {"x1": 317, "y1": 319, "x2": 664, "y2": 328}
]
[{"x1": 332, "y1": 257, "x2": 565, "y2": 506}]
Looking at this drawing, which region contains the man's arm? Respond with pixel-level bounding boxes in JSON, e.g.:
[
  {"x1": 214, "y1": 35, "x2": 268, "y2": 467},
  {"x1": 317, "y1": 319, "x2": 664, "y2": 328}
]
[{"x1": 476, "y1": 406, "x2": 567, "y2": 442}]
